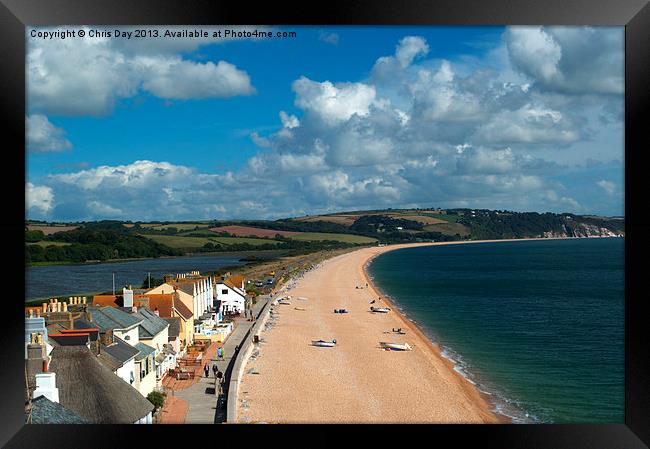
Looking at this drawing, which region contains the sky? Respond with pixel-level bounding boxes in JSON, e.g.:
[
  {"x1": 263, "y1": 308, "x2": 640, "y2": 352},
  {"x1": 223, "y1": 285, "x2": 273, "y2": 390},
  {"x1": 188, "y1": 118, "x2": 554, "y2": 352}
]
[{"x1": 25, "y1": 25, "x2": 625, "y2": 222}]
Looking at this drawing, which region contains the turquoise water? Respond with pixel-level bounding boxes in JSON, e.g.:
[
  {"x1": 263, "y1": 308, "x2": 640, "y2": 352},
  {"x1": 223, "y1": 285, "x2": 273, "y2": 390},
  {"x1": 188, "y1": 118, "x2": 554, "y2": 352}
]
[{"x1": 367, "y1": 238, "x2": 624, "y2": 423}]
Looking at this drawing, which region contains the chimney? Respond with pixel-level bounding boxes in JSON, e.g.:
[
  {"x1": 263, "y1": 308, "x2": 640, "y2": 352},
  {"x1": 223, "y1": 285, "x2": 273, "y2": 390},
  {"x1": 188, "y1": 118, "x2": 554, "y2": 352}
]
[
  {"x1": 123, "y1": 287, "x2": 134, "y2": 308},
  {"x1": 62, "y1": 302, "x2": 68, "y2": 312},
  {"x1": 35, "y1": 309, "x2": 40, "y2": 318},
  {"x1": 82, "y1": 297, "x2": 87, "y2": 304},
  {"x1": 41, "y1": 303, "x2": 47, "y2": 314},
  {"x1": 154, "y1": 308, "x2": 159, "y2": 317}
]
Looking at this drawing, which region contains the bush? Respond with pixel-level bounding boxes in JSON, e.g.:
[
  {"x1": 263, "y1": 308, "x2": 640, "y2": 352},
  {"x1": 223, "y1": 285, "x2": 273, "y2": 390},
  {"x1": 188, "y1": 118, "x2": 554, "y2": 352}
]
[{"x1": 147, "y1": 391, "x2": 166, "y2": 411}]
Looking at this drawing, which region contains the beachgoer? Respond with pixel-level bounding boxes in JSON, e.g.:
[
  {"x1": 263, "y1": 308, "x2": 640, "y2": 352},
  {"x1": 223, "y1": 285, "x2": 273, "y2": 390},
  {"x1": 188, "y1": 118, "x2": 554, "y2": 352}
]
[{"x1": 204, "y1": 364, "x2": 209, "y2": 378}]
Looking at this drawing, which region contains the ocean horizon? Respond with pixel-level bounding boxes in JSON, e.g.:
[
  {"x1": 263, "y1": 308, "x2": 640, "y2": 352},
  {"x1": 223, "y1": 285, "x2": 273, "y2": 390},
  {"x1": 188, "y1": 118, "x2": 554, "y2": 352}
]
[{"x1": 367, "y1": 237, "x2": 624, "y2": 423}]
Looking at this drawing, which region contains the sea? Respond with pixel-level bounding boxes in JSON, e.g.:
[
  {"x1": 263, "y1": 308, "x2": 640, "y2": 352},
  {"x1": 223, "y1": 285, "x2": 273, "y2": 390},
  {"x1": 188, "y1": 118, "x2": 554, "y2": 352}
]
[
  {"x1": 367, "y1": 237, "x2": 624, "y2": 423},
  {"x1": 26, "y1": 254, "x2": 247, "y2": 301}
]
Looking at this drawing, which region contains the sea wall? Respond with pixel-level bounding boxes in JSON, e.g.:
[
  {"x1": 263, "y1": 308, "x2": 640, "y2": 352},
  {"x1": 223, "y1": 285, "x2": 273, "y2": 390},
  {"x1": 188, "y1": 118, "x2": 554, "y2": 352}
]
[{"x1": 225, "y1": 299, "x2": 273, "y2": 423}]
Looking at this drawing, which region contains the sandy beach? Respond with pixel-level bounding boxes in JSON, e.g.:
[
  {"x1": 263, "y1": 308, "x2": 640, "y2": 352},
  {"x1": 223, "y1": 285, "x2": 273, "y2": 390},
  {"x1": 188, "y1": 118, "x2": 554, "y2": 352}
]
[{"x1": 234, "y1": 240, "x2": 560, "y2": 423}]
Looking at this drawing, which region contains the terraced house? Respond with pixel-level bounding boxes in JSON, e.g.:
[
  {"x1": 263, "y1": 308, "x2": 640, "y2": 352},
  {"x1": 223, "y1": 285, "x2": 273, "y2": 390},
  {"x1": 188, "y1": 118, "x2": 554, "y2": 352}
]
[{"x1": 147, "y1": 271, "x2": 215, "y2": 323}]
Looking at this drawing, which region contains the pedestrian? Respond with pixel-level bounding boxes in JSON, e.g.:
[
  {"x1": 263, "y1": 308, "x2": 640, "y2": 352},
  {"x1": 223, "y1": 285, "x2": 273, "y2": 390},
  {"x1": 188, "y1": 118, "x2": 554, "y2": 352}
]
[
  {"x1": 204, "y1": 364, "x2": 209, "y2": 378},
  {"x1": 235, "y1": 344, "x2": 239, "y2": 354},
  {"x1": 217, "y1": 347, "x2": 222, "y2": 360},
  {"x1": 212, "y1": 364, "x2": 218, "y2": 377}
]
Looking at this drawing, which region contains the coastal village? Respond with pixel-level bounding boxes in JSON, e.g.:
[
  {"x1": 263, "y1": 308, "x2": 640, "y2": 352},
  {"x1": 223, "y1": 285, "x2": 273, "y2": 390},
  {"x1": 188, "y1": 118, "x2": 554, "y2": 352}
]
[{"x1": 25, "y1": 269, "x2": 263, "y2": 424}]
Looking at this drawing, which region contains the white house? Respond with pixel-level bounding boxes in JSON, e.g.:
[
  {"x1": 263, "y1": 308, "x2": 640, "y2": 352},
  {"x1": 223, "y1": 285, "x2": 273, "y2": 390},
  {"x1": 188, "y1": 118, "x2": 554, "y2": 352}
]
[
  {"x1": 147, "y1": 271, "x2": 213, "y2": 319},
  {"x1": 214, "y1": 275, "x2": 247, "y2": 315}
]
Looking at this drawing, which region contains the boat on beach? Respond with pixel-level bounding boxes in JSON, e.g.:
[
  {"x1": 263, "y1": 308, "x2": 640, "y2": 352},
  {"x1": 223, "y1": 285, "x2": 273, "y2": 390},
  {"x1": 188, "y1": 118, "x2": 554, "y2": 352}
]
[
  {"x1": 294, "y1": 307, "x2": 306, "y2": 311},
  {"x1": 379, "y1": 342, "x2": 412, "y2": 351},
  {"x1": 370, "y1": 306, "x2": 391, "y2": 313},
  {"x1": 311, "y1": 339, "x2": 337, "y2": 347}
]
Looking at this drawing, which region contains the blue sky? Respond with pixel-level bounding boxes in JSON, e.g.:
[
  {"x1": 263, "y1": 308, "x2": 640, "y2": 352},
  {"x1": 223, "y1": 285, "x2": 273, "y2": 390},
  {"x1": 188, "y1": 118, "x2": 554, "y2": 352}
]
[{"x1": 26, "y1": 26, "x2": 624, "y2": 221}]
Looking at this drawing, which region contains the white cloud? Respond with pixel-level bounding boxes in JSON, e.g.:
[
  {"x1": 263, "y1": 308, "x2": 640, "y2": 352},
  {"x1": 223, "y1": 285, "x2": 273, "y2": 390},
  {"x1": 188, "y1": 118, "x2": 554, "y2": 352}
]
[
  {"x1": 26, "y1": 182, "x2": 54, "y2": 214},
  {"x1": 28, "y1": 26, "x2": 255, "y2": 116},
  {"x1": 473, "y1": 104, "x2": 581, "y2": 144},
  {"x1": 505, "y1": 26, "x2": 623, "y2": 95},
  {"x1": 279, "y1": 111, "x2": 300, "y2": 129},
  {"x1": 26, "y1": 30, "x2": 624, "y2": 220},
  {"x1": 26, "y1": 114, "x2": 72, "y2": 152},
  {"x1": 139, "y1": 56, "x2": 254, "y2": 99},
  {"x1": 395, "y1": 36, "x2": 429, "y2": 68},
  {"x1": 292, "y1": 76, "x2": 376, "y2": 125},
  {"x1": 319, "y1": 31, "x2": 339, "y2": 45},
  {"x1": 597, "y1": 180, "x2": 615, "y2": 195}
]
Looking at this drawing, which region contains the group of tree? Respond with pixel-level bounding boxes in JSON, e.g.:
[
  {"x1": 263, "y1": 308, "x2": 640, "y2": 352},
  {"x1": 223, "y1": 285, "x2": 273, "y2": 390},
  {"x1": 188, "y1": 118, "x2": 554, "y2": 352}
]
[{"x1": 26, "y1": 224, "x2": 182, "y2": 264}]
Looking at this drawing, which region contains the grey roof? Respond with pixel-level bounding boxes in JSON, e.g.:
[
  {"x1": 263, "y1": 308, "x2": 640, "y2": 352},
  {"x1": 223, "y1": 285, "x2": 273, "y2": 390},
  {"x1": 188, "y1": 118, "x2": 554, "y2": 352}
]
[
  {"x1": 29, "y1": 395, "x2": 89, "y2": 424},
  {"x1": 163, "y1": 317, "x2": 181, "y2": 338},
  {"x1": 101, "y1": 335, "x2": 139, "y2": 365},
  {"x1": 134, "y1": 342, "x2": 156, "y2": 361},
  {"x1": 96, "y1": 350, "x2": 123, "y2": 372},
  {"x1": 49, "y1": 346, "x2": 154, "y2": 423},
  {"x1": 135, "y1": 307, "x2": 169, "y2": 339},
  {"x1": 87, "y1": 306, "x2": 142, "y2": 331},
  {"x1": 73, "y1": 317, "x2": 95, "y2": 329}
]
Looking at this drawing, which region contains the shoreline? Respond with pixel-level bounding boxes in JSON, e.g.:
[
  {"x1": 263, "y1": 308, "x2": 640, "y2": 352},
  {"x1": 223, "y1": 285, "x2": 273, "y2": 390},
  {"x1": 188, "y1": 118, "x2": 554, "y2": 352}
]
[
  {"x1": 359, "y1": 242, "x2": 510, "y2": 423},
  {"x1": 237, "y1": 239, "x2": 581, "y2": 423}
]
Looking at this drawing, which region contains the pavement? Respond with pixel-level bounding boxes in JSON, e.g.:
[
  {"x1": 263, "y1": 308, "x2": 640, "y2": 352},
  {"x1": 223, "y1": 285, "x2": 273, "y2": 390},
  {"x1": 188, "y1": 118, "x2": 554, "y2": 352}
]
[{"x1": 159, "y1": 295, "x2": 271, "y2": 424}]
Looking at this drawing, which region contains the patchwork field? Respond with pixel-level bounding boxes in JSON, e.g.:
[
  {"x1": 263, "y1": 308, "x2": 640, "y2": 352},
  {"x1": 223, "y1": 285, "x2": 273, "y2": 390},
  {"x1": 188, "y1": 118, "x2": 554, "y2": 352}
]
[
  {"x1": 396, "y1": 214, "x2": 448, "y2": 225},
  {"x1": 140, "y1": 223, "x2": 210, "y2": 231},
  {"x1": 423, "y1": 222, "x2": 471, "y2": 236},
  {"x1": 289, "y1": 232, "x2": 377, "y2": 244},
  {"x1": 27, "y1": 225, "x2": 79, "y2": 235},
  {"x1": 141, "y1": 234, "x2": 281, "y2": 249},
  {"x1": 209, "y1": 225, "x2": 301, "y2": 238},
  {"x1": 293, "y1": 214, "x2": 361, "y2": 226}
]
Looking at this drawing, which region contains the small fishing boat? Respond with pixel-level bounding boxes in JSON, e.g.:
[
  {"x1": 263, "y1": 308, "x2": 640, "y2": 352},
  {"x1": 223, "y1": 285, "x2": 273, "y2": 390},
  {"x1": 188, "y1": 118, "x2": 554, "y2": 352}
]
[
  {"x1": 370, "y1": 306, "x2": 391, "y2": 313},
  {"x1": 380, "y1": 342, "x2": 412, "y2": 351},
  {"x1": 311, "y1": 339, "x2": 337, "y2": 347},
  {"x1": 294, "y1": 307, "x2": 306, "y2": 311},
  {"x1": 334, "y1": 308, "x2": 348, "y2": 313}
]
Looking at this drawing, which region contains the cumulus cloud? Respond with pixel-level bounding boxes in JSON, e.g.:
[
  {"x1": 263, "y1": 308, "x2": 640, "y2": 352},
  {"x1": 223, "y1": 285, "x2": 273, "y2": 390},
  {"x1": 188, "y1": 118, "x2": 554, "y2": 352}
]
[
  {"x1": 293, "y1": 76, "x2": 376, "y2": 125},
  {"x1": 26, "y1": 182, "x2": 54, "y2": 214},
  {"x1": 28, "y1": 26, "x2": 255, "y2": 115},
  {"x1": 26, "y1": 114, "x2": 72, "y2": 152},
  {"x1": 395, "y1": 36, "x2": 429, "y2": 68},
  {"x1": 26, "y1": 29, "x2": 624, "y2": 220},
  {"x1": 505, "y1": 26, "x2": 623, "y2": 95}
]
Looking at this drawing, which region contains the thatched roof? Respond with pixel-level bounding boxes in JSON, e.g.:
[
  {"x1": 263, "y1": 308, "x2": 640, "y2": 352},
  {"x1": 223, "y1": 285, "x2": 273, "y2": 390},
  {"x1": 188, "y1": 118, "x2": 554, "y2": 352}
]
[{"x1": 49, "y1": 346, "x2": 153, "y2": 423}]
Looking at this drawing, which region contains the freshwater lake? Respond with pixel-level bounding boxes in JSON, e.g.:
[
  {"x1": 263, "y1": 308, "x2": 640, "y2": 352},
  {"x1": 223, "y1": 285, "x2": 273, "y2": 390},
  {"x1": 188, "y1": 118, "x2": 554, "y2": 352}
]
[{"x1": 26, "y1": 254, "x2": 248, "y2": 301}]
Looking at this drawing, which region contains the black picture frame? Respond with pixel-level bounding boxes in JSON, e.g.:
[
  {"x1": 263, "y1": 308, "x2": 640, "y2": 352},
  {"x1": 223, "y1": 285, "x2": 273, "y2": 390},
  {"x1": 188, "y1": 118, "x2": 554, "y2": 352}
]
[{"x1": 2, "y1": 0, "x2": 648, "y2": 447}]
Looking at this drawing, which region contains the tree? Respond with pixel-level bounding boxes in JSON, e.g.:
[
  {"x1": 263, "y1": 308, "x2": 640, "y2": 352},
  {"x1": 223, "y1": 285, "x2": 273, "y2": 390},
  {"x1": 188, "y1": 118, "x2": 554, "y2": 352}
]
[{"x1": 147, "y1": 391, "x2": 166, "y2": 412}]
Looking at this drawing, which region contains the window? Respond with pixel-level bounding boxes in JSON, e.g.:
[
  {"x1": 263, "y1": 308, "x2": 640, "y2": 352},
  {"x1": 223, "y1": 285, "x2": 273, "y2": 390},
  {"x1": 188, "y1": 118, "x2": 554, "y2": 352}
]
[{"x1": 222, "y1": 289, "x2": 228, "y2": 295}]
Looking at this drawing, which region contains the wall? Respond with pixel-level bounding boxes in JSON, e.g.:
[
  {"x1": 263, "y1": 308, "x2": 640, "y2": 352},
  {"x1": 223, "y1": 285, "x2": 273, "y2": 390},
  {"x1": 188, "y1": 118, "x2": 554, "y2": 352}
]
[
  {"x1": 116, "y1": 358, "x2": 136, "y2": 386},
  {"x1": 225, "y1": 298, "x2": 272, "y2": 423},
  {"x1": 115, "y1": 326, "x2": 139, "y2": 346}
]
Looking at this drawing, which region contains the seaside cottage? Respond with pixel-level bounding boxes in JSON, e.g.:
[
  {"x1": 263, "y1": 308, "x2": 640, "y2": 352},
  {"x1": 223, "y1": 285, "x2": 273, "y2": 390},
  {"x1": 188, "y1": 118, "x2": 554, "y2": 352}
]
[
  {"x1": 83, "y1": 306, "x2": 157, "y2": 397},
  {"x1": 214, "y1": 275, "x2": 247, "y2": 315},
  {"x1": 94, "y1": 289, "x2": 195, "y2": 349},
  {"x1": 147, "y1": 272, "x2": 214, "y2": 320}
]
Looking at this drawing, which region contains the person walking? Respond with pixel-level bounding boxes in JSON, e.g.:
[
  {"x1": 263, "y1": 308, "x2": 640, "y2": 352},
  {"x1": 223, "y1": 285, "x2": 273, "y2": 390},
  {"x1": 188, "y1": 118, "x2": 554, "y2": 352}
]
[
  {"x1": 212, "y1": 364, "x2": 218, "y2": 378},
  {"x1": 204, "y1": 363, "x2": 209, "y2": 378}
]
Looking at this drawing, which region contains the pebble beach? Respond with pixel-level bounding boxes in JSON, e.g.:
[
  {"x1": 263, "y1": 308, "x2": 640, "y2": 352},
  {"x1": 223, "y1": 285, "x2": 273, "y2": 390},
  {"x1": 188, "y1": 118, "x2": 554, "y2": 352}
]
[{"x1": 236, "y1": 242, "x2": 505, "y2": 423}]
